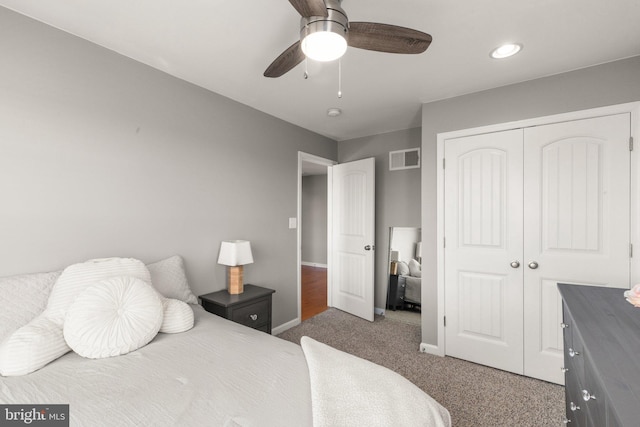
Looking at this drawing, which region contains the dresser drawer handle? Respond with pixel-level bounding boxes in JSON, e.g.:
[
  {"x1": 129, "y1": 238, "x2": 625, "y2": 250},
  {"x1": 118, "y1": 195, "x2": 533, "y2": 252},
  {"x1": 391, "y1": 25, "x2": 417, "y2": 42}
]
[
  {"x1": 568, "y1": 348, "x2": 580, "y2": 357},
  {"x1": 249, "y1": 314, "x2": 258, "y2": 321},
  {"x1": 570, "y1": 402, "x2": 580, "y2": 412},
  {"x1": 582, "y1": 389, "x2": 596, "y2": 401},
  {"x1": 561, "y1": 323, "x2": 570, "y2": 329}
]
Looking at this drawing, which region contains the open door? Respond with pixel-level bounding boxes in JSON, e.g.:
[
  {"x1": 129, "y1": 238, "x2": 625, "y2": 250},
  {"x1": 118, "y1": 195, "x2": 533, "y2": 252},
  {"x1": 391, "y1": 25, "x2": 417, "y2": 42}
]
[{"x1": 329, "y1": 158, "x2": 375, "y2": 321}]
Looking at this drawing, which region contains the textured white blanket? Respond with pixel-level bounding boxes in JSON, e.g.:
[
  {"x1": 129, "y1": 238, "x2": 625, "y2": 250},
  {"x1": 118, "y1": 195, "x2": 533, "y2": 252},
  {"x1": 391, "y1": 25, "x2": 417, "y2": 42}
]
[{"x1": 301, "y1": 336, "x2": 451, "y2": 427}]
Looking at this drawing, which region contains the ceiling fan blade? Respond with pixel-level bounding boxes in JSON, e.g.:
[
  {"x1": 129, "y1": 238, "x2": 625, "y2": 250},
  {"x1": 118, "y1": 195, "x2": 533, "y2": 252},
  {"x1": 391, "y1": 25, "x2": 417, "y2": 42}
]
[
  {"x1": 288, "y1": 0, "x2": 328, "y2": 18},
  {"x1": 348, "y1": 22, "x2": 432, "y2": 54},
  {"x1": 264, "y1": 41, "x2": 305, "y2": 78}
]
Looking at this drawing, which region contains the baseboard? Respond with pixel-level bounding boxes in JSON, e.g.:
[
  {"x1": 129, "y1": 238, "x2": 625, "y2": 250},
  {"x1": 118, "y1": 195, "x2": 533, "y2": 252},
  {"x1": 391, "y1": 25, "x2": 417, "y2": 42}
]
[
  {"x1": 301, "y1": 262, "x2": 328, "y2": 268},
  {"x1": 420, "y1": 342, "x2": 445, "y2": 357},
  {"x1": 374, "y1": 307, "x2": 385, "y2": 316},
  {"x1": 271, "y1": 317, "x2": 301, "y2": 336}
]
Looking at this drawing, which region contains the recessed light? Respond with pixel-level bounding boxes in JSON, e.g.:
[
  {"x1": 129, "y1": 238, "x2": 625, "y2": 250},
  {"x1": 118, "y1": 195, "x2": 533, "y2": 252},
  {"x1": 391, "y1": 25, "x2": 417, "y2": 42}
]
[
  {"x1": 490, "y1": 43, "x2": 522, "y2": 59},
  {"x1": 327, "y1": 108, "x2": 342, "y2": 117}
]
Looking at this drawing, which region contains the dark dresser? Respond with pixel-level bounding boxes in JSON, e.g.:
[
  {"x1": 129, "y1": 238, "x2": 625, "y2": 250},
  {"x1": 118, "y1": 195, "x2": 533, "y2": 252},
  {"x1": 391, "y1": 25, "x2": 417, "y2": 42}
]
[{"x1": 558, "y1": 283, "x2": 640, "y2": 426}]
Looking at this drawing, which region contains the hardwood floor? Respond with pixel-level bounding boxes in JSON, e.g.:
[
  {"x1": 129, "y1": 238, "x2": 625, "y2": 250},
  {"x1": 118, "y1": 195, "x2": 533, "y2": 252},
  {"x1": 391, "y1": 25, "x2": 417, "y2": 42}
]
[{"x1": 301, "y1": 265, "x2": 327, "y2": 321}]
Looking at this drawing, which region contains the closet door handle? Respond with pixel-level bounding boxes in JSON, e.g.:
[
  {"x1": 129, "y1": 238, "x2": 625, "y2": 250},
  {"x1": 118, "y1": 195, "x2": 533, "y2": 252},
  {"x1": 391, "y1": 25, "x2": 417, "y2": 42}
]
[{"x1": 528, "y1": 261, "x2": 539, "y2": 269}]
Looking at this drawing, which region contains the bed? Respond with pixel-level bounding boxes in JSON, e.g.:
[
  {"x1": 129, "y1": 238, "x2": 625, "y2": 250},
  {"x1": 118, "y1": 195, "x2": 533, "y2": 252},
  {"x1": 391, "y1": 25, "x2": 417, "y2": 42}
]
[
  {"x1": 399, "y1": 274, "x2": 421, "y2": 306},
  {"x1": 395, "y1": 257, "x2": 422, "y2": 307},
  {"x1": 0, "y1": 257, "x2": 450, "y2": 427}
]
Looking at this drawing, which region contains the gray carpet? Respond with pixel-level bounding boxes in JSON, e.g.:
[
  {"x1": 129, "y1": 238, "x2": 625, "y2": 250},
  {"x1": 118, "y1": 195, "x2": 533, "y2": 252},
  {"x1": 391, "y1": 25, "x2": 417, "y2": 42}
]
[
  {"x1": 277, "y1": 308, "x2": 565, "y2": 427},
  {"x1": 385, "y1": 308, "x2": 421, "y2": 326}
]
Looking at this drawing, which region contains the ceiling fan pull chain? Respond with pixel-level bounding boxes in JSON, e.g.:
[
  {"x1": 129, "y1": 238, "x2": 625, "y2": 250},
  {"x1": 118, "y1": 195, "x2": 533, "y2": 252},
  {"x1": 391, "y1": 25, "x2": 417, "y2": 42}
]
[
  {"x1": 304, "y1": 58, "x2": 309, "y2": 79},
  {"x1": 338, "y1": 59, "x2": 343, "y2": 98}
]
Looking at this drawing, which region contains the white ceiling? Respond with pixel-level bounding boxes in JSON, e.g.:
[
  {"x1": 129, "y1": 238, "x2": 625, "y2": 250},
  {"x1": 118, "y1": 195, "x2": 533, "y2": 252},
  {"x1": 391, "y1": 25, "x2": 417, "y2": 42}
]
[{"x1": 2, "y1": 0, "x2": 640, "y2": 141}]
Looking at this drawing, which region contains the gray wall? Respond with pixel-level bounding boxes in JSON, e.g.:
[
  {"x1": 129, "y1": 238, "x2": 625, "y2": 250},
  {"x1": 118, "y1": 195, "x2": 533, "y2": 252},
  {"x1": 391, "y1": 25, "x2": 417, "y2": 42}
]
[
  {"x1": 339, "y1": 127, "x2": 421, "y2": 309},
  {"x1": 301, "y1": 175, "x2": 328, "y2": 265},
  {"x1": 421, "y1": 55, "x2": 640, "y2": 345},
  {"x1": 0, "y1": 8, "x2": 337, "y2": 328}
]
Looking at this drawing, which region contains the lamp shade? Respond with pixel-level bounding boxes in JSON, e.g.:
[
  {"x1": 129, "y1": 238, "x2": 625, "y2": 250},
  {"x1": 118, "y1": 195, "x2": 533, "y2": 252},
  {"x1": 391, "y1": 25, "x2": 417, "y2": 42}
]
[
  {"x1": 415, "y1": 242, "x2": 422, "y2": 259},
  {"x1": 301, "y1": 31, "x2": 347, "y2": 62},
  {"x1": 217, "y1": 240, "x2": 254, "y2": 266}
]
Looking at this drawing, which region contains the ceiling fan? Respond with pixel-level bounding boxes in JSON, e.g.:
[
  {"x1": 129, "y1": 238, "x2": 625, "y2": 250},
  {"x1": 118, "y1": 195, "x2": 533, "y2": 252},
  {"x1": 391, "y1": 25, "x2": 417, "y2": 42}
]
[{"x1": 264, "y1": 0, "x2": 432, "y2": 78}]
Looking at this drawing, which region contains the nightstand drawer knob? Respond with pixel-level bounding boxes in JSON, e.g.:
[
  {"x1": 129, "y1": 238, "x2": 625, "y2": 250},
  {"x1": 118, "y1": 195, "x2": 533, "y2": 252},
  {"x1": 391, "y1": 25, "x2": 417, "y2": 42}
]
[{"x1": 250, "y1": 314, "x2": 258, "y2": 321}]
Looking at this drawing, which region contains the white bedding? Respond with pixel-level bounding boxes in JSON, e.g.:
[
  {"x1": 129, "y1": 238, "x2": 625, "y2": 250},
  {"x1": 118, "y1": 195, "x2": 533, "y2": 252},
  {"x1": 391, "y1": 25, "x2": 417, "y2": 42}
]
[
  {"x1": 2, "y1": 305, "x2": 451, "y2": 427},
  {"x1": 400, "y1": 275, "x2": 422, "y2": 304},
  {"x1": 0, "y1": 306, "x2": 313, "y2": 426},
  {"x1": 302, "y1": 337, "x2": 450, "y2": 427}
]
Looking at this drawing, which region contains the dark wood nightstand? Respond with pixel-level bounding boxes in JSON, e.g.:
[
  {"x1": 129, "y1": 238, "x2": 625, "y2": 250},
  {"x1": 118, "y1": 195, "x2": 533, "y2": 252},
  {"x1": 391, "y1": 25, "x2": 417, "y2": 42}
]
[
  {"x1": 386, "y1": 274, "x2": 405, "y2": 311},
  {"x1": 199, "y1": 284, "x2": 275, "y2": 334}
]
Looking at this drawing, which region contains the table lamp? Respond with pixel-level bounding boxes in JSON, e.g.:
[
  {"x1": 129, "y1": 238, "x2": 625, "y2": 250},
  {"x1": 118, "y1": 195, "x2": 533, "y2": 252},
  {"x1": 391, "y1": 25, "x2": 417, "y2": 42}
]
[{"x1": 218, "y1": 240, "x2": 254, "y2": 294}]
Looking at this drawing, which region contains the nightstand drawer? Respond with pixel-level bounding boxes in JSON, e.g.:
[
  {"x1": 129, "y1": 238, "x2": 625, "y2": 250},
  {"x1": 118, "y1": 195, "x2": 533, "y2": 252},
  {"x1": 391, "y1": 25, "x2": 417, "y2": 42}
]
[
  {"x1": 231, "y1": 298, "x2": 270, "y2": 328},
  {"x1": 199, "y1": 284, "x2": 275, "y2": 334}
]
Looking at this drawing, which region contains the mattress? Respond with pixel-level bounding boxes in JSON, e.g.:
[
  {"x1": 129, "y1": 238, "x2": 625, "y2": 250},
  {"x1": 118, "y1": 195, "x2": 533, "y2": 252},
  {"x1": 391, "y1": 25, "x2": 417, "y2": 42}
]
[
  {"x1": 0, "y1": 305, "x2": 313, "y2": 427},
  {"x1": 401, "y1": 275, "x2": 421, "y2": 304}
]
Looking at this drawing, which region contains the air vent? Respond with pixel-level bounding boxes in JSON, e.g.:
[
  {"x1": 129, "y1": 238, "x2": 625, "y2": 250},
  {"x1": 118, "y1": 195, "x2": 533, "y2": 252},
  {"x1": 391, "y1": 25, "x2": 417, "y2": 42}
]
[{"x1": 389, "y1": 148, "x2": 420, "y2": 171}]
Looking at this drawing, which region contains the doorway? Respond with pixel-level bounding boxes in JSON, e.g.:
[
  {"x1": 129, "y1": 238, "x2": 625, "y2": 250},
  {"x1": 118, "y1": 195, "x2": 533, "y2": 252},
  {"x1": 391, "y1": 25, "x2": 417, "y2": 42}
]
[
  {"x1": 298, "y1": 152, "x2": 336, "y2": 322},
  {"x1": 297, "y1": 153, "x2": 377, "y2": 323}
]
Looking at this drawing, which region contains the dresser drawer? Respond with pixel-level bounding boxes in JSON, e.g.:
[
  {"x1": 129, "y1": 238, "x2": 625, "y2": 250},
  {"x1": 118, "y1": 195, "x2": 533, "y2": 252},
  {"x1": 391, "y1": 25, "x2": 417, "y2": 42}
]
[
  {"x1": 565, "y1": 324, "x2": 585, "y2": 382},
  {"x1": 565, "y1": 367, "x2": 587, "y2": 427},
  {"x1": 231, "y1": 298, "x2": 270, "y2": 328}
]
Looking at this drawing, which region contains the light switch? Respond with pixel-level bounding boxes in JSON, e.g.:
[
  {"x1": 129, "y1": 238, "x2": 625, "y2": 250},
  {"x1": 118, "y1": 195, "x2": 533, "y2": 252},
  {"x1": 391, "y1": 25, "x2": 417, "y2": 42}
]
[{"x1": 288, "y1": 217, "x2": 297, "y2": 229}]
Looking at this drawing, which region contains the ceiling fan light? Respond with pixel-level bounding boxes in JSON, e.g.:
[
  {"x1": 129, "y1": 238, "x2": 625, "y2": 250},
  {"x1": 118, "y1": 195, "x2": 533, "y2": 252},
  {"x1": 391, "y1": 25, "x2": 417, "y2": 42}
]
[
  {"x1": 490, "y1": 43, "x2": 522, "y2": 59},
  {"x1": 301, "y1": 31, "x2": 347, "y2": 62}
]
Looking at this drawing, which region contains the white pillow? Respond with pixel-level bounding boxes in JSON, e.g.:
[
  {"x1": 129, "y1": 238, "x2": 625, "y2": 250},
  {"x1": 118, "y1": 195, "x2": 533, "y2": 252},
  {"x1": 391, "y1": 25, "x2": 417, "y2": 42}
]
[
  {"x1": 160, "y1": 298, "x2": 194, "y2": 334},
  {"x1": 0, "y1": 258, "x2": 151, "y2": 376},
  {"x1": 0, "y1": 270, "x2": 61, "y2": 343},
  {"x1": 397, "y1": 261, "x2": 410, "y2": 276},
  {"x1": 47, "y1": 257, "x2": 151, "y2": 324},
  {"x1": 147, "y1": 256, "x2": 198, "y2": 304},
  {"x1": 0, "y1": 314, "x2": 69, "y2": 377},
  {"x1": 409, "y1": 259, "x2": 422, "y2": 278},
  {"x1": 64, "y1": 276, "x2": 163, "y2": 359}
]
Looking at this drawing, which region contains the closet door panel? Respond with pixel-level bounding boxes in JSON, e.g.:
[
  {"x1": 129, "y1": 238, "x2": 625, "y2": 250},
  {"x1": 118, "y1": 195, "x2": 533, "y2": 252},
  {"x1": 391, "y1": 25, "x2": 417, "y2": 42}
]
[
  {"x1": 523, "y1": 113, "x2": 631, "y2": 384},
  {"x1": 444, "y1": 129, "x2": 524, "y2": 375}
]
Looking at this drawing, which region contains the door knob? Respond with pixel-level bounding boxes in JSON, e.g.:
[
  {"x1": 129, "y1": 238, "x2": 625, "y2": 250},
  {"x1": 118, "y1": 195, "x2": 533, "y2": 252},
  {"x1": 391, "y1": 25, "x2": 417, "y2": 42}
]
[
  {"x1": 510, "y1": 261, "x2": 520, "y2": 268},
  {"x1": 528, "y1": 261, "x2": 539, "y2": 269},
  {"x1": 364, "y1": 245, "x2": 372, "y2": 251}
]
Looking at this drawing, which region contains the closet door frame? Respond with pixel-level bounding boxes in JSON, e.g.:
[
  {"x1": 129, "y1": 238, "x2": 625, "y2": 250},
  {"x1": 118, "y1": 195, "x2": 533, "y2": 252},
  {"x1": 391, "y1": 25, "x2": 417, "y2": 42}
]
[{"x1": 428, "y1": 101, "x2": 640, "y2": 358}]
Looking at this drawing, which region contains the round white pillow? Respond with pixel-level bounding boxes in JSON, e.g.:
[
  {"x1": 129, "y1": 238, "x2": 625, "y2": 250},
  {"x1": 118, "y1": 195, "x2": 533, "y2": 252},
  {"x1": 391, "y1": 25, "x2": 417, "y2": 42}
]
[
  {"x1": 160, "y1": 298, "x2": 194, "y2": 334},
  {"x1": 64, "y1": 276, "x2": 163, "y2": 359}
]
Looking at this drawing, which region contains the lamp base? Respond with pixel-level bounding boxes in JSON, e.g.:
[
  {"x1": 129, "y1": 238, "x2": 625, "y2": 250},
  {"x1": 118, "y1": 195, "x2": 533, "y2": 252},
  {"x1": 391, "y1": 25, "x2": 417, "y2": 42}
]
[{"x1": 228, "y1": 265, "x2": 244, "y2": 294}]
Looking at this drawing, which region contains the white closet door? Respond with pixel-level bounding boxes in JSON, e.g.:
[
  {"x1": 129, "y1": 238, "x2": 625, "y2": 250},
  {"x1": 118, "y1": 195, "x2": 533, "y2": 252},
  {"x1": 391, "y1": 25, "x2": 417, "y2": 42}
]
[
  {"x1": 444, "y1": 129, "x2": 525, "y2": 374},
  {"x1": 523, "y1": 114, "x2": 631, "y2": 384}
]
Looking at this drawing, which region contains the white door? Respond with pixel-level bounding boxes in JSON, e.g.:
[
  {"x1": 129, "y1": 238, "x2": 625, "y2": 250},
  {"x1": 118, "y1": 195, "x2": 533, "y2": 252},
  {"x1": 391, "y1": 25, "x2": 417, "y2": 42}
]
[
  {"x1": 329, "y1": 158, "x2": 375, "y2": 321},
  {"x1": 444, "y1": 113, "x2": 631, "y2": 384},
  {"x1": 444, "y1": 129, "x2": 525, "y2": 374},
  {"x1": 523, "y1": 114, "x2": 631, "y2": 384}
]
